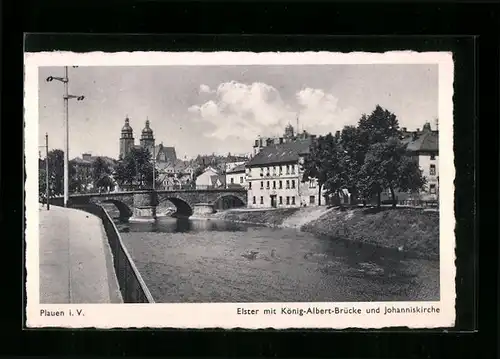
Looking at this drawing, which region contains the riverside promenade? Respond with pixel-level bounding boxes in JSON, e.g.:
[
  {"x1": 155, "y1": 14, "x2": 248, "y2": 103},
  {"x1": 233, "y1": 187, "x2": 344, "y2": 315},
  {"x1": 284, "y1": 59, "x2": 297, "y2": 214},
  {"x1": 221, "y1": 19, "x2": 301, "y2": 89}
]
[{"x1": 39, "y1": 204, "x2": 123, "y2": 303}]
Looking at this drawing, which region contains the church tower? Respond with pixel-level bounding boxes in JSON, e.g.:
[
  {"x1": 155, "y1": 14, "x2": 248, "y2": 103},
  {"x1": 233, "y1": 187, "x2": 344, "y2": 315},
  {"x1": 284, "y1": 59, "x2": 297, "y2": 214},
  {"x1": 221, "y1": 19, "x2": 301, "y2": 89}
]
[
  {"x1": 119, "y1": 116, "x2": 135, "y2": 159},
  {"x1": 140, "y1": 119, "x2": 155, "y2": 155}
]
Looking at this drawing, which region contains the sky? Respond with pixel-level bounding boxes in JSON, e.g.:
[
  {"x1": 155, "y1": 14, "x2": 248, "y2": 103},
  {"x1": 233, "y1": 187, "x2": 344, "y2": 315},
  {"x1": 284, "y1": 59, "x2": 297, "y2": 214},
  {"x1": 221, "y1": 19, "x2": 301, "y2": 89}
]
[{"x1": 38, "y1": 64, "x2": 438, "y2": 160}]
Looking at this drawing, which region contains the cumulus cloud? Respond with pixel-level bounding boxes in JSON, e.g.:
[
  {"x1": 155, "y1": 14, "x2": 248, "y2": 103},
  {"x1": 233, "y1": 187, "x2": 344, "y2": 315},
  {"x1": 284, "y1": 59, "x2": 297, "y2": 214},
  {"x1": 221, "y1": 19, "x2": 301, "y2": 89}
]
[
  {"x1": 199, "y1": 84, "x2": 213, "y2": 93},
  {"x1": 188, "y1": 81, "x2": 359, "y2": 141},
  {"x1": 296, "y1": 88, "x2": 359, "y2": 130}
]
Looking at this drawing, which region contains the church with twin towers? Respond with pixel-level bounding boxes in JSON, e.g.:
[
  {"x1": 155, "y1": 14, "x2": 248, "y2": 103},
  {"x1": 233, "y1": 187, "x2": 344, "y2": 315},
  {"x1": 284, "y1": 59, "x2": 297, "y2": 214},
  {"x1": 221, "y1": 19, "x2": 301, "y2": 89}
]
[{"x1": 119, "y1": 116, "x2": 178, "y2": 164}]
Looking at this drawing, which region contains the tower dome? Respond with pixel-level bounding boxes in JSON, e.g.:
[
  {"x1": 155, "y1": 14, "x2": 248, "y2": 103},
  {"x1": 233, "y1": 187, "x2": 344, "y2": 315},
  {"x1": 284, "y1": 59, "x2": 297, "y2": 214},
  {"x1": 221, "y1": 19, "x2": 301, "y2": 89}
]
[
  {"x1": 141, "y1": 119, "x2": 153, "y2": 137},
  {"x1": 121, "y1": 117, "x2": 133, "y2": 134}
]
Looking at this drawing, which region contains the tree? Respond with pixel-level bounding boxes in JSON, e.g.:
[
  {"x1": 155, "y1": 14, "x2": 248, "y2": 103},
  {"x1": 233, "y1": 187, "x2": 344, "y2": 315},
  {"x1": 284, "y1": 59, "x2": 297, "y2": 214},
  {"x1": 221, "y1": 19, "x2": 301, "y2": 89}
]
[
  {"x1": 39, "y1": 168, "x2": 47, "y2": 202},
  {"x1": 358, "y1": 138, "x2": 426, "y2": 208},
  {"x1": 348, "y1": 105, "x2": 403, "y2": 204},
  {"x1": 357, "y1": 105, "x2": 401, "y2": 146},
  {"x1": 114, "y1": 147, "x2": 158, "y2": 189},
  {"x1": 92, "y1": 157, "x2": 113, "y2": 192},
  {"x1": 38, "y1": 149, "x2": 80, "y2": 197},
  {"x1": 301, "y1": 133, "x2": 341, "y2": 206}
]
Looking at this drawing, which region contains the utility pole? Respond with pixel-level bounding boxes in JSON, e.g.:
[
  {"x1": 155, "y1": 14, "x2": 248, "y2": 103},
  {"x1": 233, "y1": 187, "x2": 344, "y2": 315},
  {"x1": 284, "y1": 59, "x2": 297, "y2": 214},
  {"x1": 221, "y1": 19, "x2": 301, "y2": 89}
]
[
  {"x1": 46, "y1": 66, "x2": 84, "y2": 207},
  {"x1": 45, "y1": 133, "x2": 50, "y2": 210}
]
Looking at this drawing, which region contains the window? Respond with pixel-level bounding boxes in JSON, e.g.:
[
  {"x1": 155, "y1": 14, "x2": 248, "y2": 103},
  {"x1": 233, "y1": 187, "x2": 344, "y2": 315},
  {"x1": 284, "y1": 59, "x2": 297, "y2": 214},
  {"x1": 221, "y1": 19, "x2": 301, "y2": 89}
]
[
  {"x1": 240, "y1": 176, "x2": 243, "y2": 183},
  {"x1": 429, "y1": 184, "x2": 436, "y2": 194},
  {"x1": 279, "y1": 180, "x2": 283, "y2": 189},
  {"x1": 230, "y1": 178, "x2": 234, "y2": 184},
  {"x1": 310, "y1": 195, "x2": 315, "y2": 204},
  {"x1": 292, "y1": 196, "x2": 296, "y2": 205},
  {"x1": 286, "y1": 180, "x2": 290, "y2": 189},
  {"x1": 309, "y1": 179, "x2": 316, "y2": 188},
  {"x1": 260, "y1": 181, "x2": 264, "y2": 189},
  {"x1": 430, "y1": 164, "x2": 436, "y2": 176},
  {"x1": 279, "y1": 196, "x2": 283, "y2": 204},
  {"x1": 266, "y1": 181, "x2": 270, "y2": 189},
  {"x1": 249, "y1": 182, "x2": 252, "y2": 189},
  {"x1": 291, "y1": 165, "x2": 296, "y2": 174},
  {"x1": 286, "y1": 165, "x2": 290, "y2": 174},
  {"x1": 291, "y1": 180, "x2": 296, "y2": 189},
  {"x1": 253, "y1": 196, "x2": 256, "y2": 204},
  {"x1": 430, "y1": 155, "x2": 436, "y2": 160},
  {"x1": 260, "y1": 196, "x2": 264, "y2": 204},
  {"x1": 273, "y1": 181, "x2": 276, "y2": 189},
  {"x1": 279, "y1": 166, "x2": 283, "y2": 175},
  {"x1": 286, "y1": 196, "x2": 290, "y2": 205}
]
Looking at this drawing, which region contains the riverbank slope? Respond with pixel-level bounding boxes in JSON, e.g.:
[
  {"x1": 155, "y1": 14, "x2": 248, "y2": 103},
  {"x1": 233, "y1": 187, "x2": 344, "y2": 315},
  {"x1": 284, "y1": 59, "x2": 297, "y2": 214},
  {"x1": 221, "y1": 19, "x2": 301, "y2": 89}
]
[{"x1": 215, "y1": 206, "x2": 439, "y2": 259}]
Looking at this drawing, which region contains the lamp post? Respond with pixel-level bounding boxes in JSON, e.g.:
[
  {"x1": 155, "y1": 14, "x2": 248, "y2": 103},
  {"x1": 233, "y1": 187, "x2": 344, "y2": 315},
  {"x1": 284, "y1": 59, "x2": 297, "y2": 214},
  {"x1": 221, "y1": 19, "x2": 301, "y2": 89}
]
[{"x1": 46, "y1": 66, "x2": 84, "y2": 207}]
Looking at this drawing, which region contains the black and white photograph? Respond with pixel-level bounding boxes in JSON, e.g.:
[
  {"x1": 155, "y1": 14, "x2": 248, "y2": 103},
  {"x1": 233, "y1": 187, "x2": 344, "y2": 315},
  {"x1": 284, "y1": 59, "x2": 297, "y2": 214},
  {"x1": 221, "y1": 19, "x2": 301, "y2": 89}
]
[{"x1": 25, "y1": 51, "x2": 455, "y2": 329}]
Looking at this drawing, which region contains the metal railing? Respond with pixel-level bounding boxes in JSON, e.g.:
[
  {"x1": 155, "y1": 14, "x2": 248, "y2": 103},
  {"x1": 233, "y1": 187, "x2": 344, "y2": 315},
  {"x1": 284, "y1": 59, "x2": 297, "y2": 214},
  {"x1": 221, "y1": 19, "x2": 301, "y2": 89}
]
[{"x1": 72, "y1": 203, "x2": 155, "y2": 303}]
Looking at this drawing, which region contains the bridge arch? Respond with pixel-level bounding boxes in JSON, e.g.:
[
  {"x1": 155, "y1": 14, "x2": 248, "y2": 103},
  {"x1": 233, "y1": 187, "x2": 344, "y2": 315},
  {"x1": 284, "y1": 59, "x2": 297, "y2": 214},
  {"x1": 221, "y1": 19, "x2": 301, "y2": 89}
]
[
  {"x1": 158, "y1": 196, "x2": 193, "y2": 217},
  {"x1": 98, "y1": 199, "x2": 133, "y2": 219},
  {"x1": 212, "y1": 193, "x2": 247, "y2": 211}
]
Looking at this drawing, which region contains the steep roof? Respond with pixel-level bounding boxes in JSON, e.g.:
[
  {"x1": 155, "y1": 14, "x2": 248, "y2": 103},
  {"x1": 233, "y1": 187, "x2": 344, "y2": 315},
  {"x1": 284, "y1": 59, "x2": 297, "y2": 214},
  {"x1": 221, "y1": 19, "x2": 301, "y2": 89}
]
[
  {"x1": 156, "y1": 159, "x2": 189, "y2": 171},
  {"x1": 246, "y1": 139, "x2": 312, "y2": 167},
  {"x1": 402, "y1": 130, "x2": 438, "y2": 153},
  {"x1": 155, "y1": 145, "x2": 177, "y2": 162},
  {"x1": 226, "y1": 163, "x2": 246, "y2": 173}
]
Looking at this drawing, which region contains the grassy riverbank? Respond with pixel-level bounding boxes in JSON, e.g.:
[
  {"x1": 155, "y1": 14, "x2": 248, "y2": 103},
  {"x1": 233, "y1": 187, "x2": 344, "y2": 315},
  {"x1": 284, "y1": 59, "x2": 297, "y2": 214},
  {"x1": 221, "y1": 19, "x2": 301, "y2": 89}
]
[{"x1": 216, "y1": 206, "x2": 439, "y2": 259}]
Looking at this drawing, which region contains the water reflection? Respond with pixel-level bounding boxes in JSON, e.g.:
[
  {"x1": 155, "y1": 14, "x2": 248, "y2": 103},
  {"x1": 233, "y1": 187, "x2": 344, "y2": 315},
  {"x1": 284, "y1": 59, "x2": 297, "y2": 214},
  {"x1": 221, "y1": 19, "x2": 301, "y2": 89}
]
[{"x1": 119, "y1": 217, "x2": 251, "y2": 234}]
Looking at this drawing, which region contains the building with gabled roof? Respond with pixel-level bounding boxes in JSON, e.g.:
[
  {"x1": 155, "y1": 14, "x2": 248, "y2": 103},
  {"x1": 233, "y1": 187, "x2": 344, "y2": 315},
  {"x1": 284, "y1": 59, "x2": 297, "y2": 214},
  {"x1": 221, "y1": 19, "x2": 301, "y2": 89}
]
[
  {"x1": 389, "y1": 121, "x2": 439, "y2": 204},
  {"x1": 226, "y1": 163, "x2": 247, "y2": 189},
  {"x1": 246, "y1": 137, "x2": 324, "y2": 208}
]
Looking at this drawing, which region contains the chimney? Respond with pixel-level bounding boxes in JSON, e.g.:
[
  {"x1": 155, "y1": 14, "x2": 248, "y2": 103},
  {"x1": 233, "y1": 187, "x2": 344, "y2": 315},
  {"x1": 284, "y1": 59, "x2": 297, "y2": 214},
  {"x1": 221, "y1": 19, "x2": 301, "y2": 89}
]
[
  {"x1": 416, "y1": 128, "x2": 420, "y2": 132},
  {"x1": 335, "y1": 130, "x2": 341, "y2": 139},
  {"x1": 402, "y1": 127, "x2": 407, "y2": 132}
]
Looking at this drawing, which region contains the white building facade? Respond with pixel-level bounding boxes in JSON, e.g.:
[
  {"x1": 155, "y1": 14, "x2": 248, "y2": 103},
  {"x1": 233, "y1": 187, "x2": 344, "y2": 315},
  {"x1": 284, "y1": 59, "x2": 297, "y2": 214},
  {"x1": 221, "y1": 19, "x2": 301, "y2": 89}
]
[
  {"x1": 195, "y1": 166, "x2": 219, "y2": 188},
  {"x1": 226, "y1": 163, "x2": 247, "y2": 189},
  {"x1": 246, "y1": 139, "x2": 325, "y2": 208}
]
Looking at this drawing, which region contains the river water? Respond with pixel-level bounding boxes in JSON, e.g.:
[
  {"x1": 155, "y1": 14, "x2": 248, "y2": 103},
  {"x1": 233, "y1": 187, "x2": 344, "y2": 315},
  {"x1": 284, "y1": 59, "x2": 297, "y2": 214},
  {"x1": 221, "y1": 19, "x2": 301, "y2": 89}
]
[{"x1": 114, "y1": 214, "x2": 439, "y2": 303}]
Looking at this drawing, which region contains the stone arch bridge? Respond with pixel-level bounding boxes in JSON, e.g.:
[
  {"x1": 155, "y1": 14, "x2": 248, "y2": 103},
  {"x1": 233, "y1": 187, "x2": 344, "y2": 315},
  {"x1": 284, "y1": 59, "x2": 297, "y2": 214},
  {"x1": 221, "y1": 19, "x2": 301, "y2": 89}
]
[{"x1": 50, "y1": 189, "x2": 247, "y2": 219}]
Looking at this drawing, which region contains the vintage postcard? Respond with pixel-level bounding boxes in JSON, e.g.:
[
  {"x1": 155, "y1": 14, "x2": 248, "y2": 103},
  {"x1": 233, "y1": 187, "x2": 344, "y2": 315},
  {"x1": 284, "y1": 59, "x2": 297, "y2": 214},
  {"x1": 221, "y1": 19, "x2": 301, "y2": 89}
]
[{"x1": 24, "y1": 51, "x2": 455, "y2": 329}]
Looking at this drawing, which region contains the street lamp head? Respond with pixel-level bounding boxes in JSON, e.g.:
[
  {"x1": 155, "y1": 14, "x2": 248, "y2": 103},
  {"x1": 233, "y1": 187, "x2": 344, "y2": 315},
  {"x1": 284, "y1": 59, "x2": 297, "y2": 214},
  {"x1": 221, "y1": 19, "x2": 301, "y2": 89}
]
[
  {"x1": 46, "y1": 76, "x2": 54, "y2": 82},
  {"x1": 77, "y1": 96, "x2": 85, "y2": 101}
]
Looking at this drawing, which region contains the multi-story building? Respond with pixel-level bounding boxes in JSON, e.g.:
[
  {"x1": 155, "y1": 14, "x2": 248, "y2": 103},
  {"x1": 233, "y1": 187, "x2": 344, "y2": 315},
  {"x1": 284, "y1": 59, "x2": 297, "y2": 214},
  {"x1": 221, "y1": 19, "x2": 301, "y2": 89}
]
[
  {"x1": 246, "y1": 137, "x2": 323, "y2": 209},
  {"x1": 226, "y1": 163, "x2": 246, "y2": 189},
  {"x1": 402, "y1": 122, "x2": 439, "y2": 201},
  {"x1": 70, "y1": 153, "x2": 117, "y2": 193},
  {"x1": 380, "y1": 121, "x2": 439, "y2": 205}
]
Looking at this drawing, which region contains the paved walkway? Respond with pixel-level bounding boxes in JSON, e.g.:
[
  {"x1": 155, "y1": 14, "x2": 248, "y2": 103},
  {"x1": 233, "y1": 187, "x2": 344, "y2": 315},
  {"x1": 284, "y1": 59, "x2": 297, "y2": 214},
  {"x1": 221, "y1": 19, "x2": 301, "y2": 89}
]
[{"x1": 39, "y1": 205, "x2": 123, "y2": 303}]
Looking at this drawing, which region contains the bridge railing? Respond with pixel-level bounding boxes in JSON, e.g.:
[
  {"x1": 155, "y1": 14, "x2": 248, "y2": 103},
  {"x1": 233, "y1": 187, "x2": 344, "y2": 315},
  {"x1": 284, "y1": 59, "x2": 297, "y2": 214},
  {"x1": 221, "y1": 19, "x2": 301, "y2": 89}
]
[{"x1": 72, "y1": 203, "x2": 155, "y2": 303}]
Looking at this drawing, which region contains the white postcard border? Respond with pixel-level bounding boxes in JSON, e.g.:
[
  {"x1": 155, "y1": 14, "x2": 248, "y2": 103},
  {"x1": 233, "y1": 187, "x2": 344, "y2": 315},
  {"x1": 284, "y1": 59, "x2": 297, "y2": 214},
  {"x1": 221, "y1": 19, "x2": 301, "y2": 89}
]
[{"x1": 24, "y1": 51, "x2": 455, "y2": 329}]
